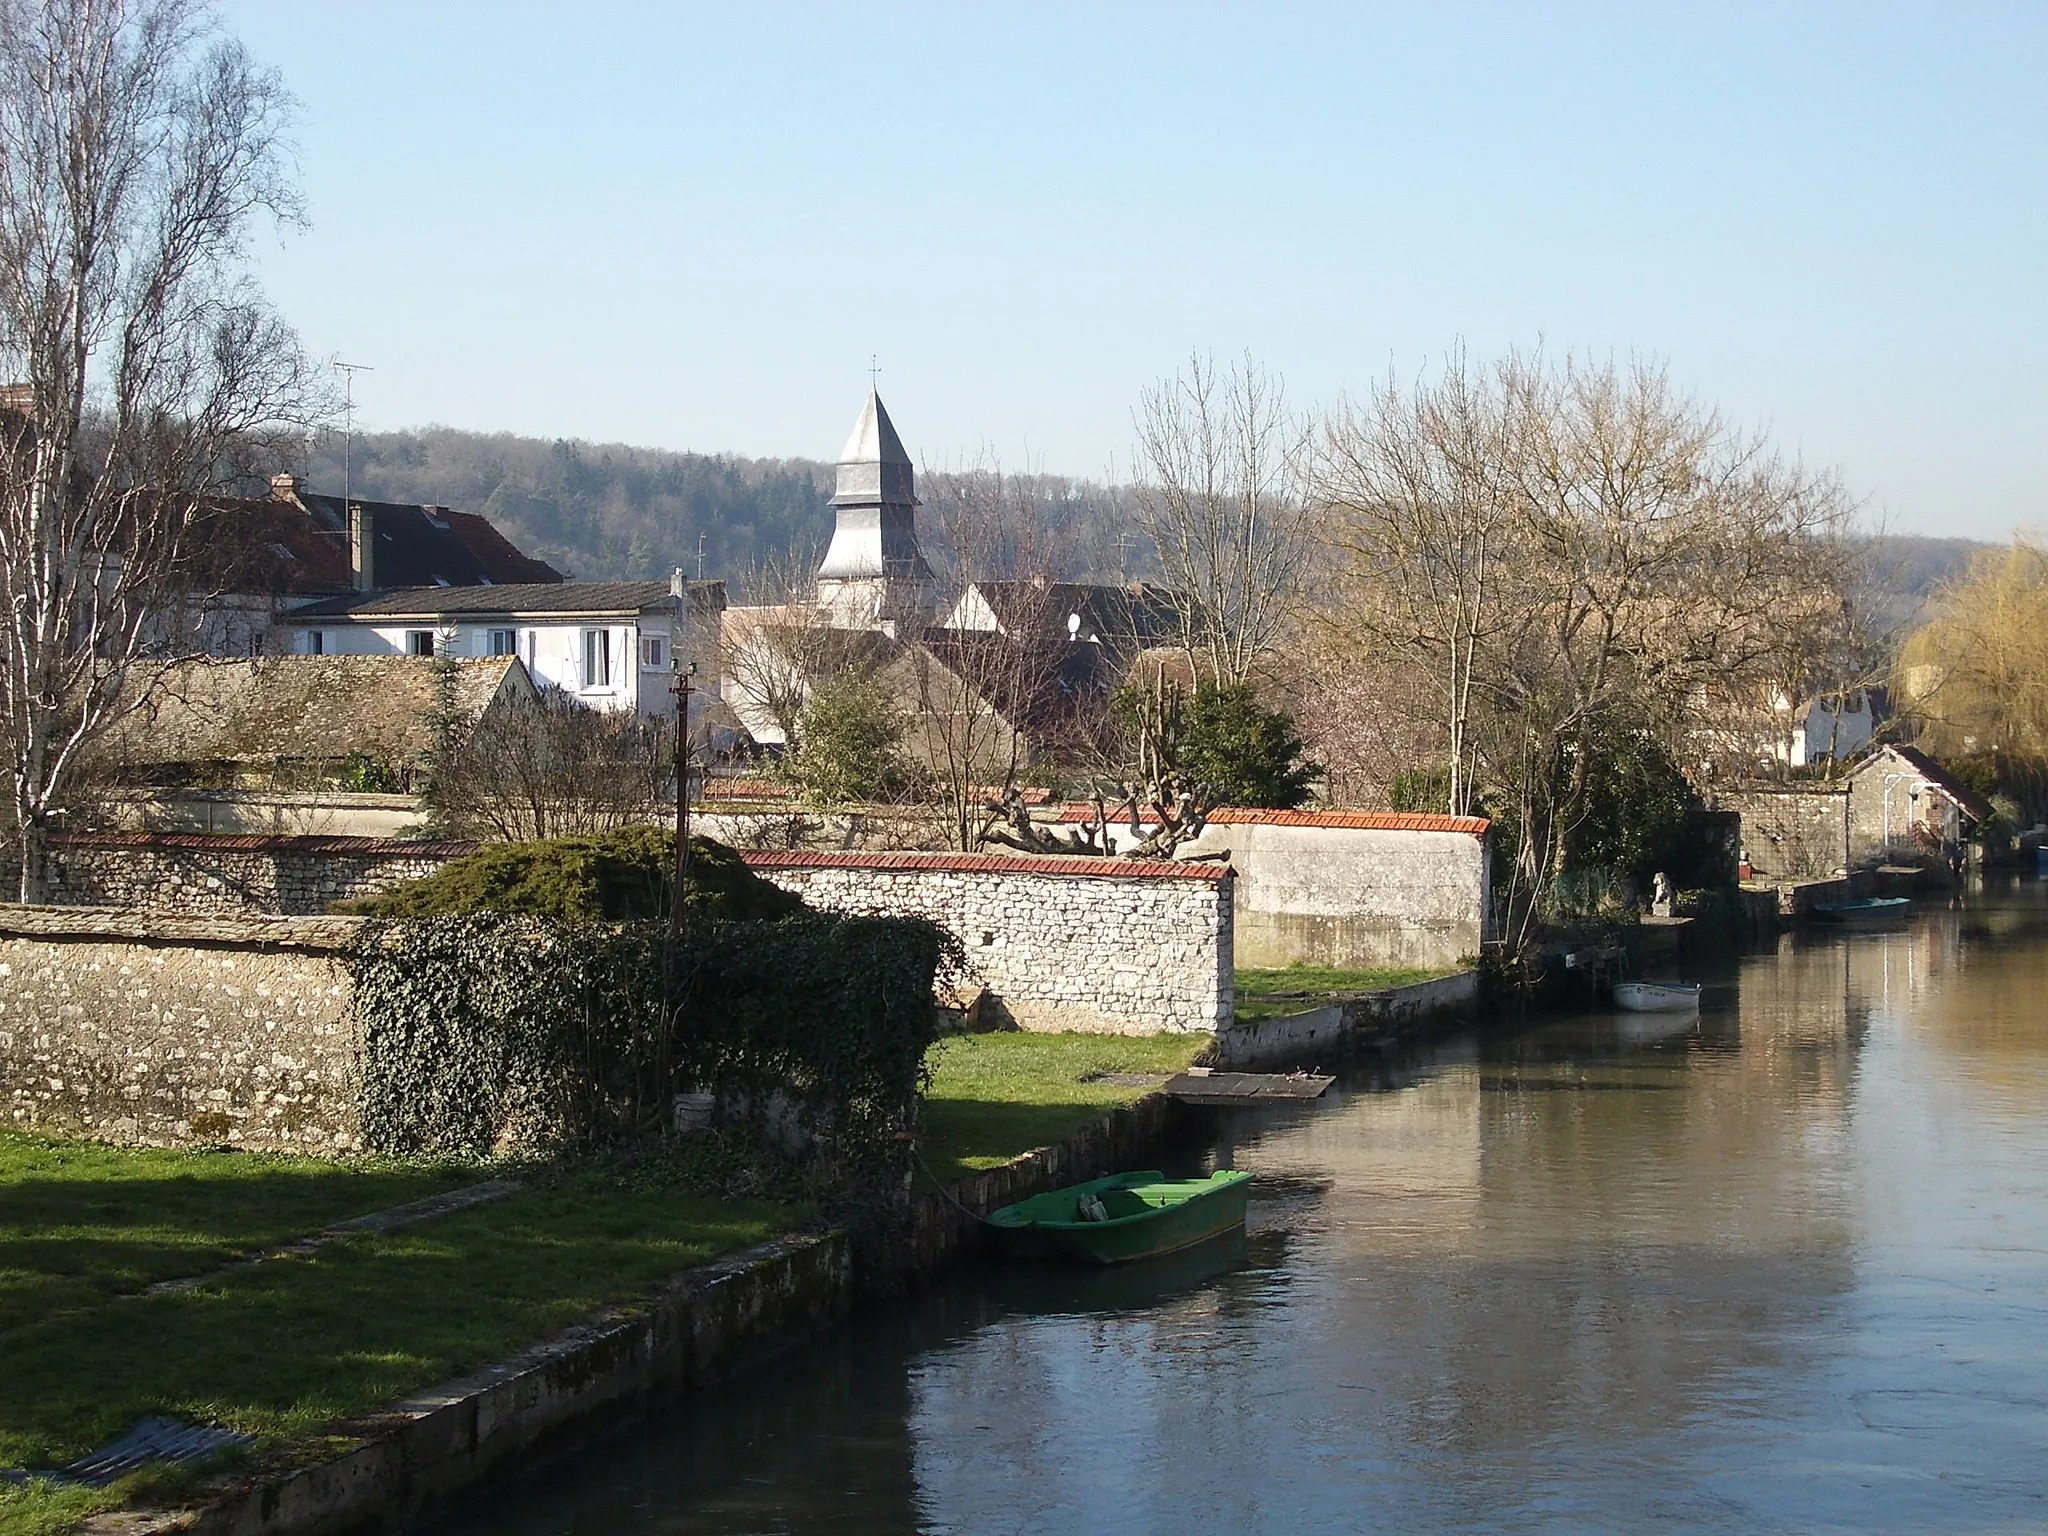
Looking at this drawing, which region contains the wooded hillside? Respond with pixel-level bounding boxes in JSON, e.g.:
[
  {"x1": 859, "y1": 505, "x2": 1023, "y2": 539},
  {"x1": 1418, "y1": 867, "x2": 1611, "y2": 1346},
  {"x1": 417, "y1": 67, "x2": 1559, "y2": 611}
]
[{"x1": 296, "y1": 426, "x2": 1987, "y2": 616}]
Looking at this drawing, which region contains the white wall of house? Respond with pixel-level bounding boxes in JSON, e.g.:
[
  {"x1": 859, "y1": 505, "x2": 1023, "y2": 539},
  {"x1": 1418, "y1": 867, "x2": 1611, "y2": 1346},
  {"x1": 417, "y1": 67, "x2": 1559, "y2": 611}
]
[
  {"x1": 1777, "y1": 693, "x2": 1875, "y2": 767},
  {"x1": 289, "y1": 614, "x2": 685, "y2": 716}
]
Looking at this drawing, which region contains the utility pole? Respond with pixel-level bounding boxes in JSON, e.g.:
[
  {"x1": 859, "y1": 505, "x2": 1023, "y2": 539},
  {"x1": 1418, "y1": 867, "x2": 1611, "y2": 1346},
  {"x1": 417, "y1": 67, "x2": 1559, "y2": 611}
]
[{"x1": 670, "y1": 661, "x2": 697, "y2": 942}]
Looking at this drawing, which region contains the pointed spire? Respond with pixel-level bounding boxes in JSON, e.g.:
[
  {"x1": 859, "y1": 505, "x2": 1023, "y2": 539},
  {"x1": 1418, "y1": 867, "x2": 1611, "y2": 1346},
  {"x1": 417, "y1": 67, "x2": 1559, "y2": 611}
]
[{"x1": 832, "y1": 390, "x2": 915, "y2": 507}]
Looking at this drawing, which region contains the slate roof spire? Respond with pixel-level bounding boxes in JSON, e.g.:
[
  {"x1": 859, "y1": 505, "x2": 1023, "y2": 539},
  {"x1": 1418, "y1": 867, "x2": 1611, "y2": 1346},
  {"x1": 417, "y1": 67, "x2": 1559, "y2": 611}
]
[
  {"x1": 817, "y1": 389, "x2": 932, "y2": 631},
  {"x1": 830, "y1": 388, "x2": 916, "y2": 508}
]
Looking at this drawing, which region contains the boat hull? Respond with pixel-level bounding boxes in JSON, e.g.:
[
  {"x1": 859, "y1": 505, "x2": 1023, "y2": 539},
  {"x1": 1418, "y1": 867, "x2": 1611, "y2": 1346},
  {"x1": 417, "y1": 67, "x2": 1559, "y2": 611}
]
[
  {"x1": 989, "y1": 1170, "x2": 1253, "y2": 1265},
  {"x1": 1811, "y1": 897, "x2": 1914, "y2": 923},
  {"x1": 1612, "y1": 981, "x2": 1702, "y2": 1012}
]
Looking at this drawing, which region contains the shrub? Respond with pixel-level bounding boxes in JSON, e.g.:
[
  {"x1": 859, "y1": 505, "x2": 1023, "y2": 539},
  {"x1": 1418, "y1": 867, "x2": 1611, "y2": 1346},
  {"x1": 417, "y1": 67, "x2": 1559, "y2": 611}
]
[
  {"x1": 342, "y1": 827, "x2": 804, "y2": 923},
  {"x1": 350, "y1": 912, "x2": 956, "y2": 1183}
]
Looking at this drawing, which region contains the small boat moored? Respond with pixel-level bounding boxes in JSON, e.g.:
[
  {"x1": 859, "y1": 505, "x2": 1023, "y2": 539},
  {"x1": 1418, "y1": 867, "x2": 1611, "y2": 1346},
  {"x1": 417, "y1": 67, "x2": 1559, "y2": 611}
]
[
  {"x1": 1810, "y1": 896, "x2": 1915, "y2": 923},
  {"x1": 988, "y1": 1169, "x2": 1253, "y2": 1265},
  {"x1": 1612, "y1": 980, "x2": 1703, "y2": 1012}
]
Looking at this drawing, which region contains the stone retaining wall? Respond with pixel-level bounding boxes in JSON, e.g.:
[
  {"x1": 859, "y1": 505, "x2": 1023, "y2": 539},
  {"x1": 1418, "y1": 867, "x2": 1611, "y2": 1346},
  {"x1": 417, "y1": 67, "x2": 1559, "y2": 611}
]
[
  {"x1": 744, "y1": 850, "x2": 1234, "y2": 1035},
  {"x1": 0, "y1": 908, "x2": 363, "y2": 1152},
  {"x1": 17, "y1": 832, "x2": 473, "y2": 917}
]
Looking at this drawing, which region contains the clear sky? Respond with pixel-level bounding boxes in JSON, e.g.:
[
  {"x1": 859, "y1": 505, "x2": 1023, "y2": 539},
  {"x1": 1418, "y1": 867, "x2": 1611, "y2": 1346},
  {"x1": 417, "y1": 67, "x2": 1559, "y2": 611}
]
[{"x1": 219, "y1": 2, "x2": 2046, "y2": 540}]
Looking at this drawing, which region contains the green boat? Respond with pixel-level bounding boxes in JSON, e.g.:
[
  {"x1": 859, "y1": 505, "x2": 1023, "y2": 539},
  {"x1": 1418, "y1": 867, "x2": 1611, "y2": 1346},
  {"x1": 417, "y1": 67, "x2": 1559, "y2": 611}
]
[{"x1": 987, "y1": 1170, "x2": 1253, "y2": 1265}]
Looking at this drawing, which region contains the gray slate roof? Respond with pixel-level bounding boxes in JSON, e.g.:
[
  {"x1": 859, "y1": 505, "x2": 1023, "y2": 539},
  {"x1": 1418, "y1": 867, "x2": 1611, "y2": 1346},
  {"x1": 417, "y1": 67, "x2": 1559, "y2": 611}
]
[{"x1": 283, "y1": 581, "x2": 682, "y2": 622}]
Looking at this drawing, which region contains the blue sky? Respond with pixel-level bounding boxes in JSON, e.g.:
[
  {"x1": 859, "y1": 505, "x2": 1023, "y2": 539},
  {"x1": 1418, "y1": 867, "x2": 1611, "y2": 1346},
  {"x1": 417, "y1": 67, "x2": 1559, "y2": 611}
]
[{"x1": 220, "y1": 2, "x2": 2046, "y2": 539}]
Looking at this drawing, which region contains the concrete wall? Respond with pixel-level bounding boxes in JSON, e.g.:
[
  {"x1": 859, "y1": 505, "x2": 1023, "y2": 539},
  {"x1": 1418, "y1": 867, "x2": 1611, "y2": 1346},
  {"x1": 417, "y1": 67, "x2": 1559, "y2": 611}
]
[
  {"x1": 15, "y1": 832, "x2": 472, "y2": 917},
  {"x1": 1065, "y1": 809, "x2": 1491, "y2": 971},
  {"x1": 1210, "y1": 970, "x2": 1482, "y2": 1068},
  {"x1": 1711, "y1": 787, "x2": 1850, "y2": 880},
  {"x1": 744, "y1": 850, "x2": 1233, "y2": 1035},
  {"x1": 120, "y1": 790, "x2": 428, "y2": 840},
  {"x1": 0, "y1": 908, "x2": 362, "y2": 1151}
]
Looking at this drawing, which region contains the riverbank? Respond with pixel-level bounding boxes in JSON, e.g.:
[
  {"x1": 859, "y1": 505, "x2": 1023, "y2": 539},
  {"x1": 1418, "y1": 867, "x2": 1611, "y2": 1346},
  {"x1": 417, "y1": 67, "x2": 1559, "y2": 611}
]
[{"x1": 2, "y1": 1034, "x2": 1201, "y2": 1536}]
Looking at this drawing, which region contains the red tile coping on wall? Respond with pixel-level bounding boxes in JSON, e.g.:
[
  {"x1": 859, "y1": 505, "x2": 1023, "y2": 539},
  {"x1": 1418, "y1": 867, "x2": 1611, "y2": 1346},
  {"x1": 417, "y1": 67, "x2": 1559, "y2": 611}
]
[
  {"x1": 51, "y1": 831, "x2": 480, "y2": 859},
  {"x1": 698, "y1": 781, "x2": 1053, "y2": 807},
  {"x1": 1052, "y1": 805, "x2": 1489, "y2": 836},
  {"x1": 740, "y1": 849, "x2": 1231, "y2": 881}
]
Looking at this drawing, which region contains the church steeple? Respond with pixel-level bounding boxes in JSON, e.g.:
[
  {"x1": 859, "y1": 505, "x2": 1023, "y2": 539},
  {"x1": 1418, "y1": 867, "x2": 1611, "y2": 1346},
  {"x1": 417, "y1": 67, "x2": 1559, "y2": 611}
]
[{"x1": 817, "y1": 389, "x2": 932, "y2": 633}]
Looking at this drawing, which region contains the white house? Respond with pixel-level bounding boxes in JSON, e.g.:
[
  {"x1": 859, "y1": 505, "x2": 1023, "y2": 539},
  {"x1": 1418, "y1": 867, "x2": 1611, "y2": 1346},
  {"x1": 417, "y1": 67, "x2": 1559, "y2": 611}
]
[
  {"x1": 1773, "y1": 690, "x2": 1876, "y2": 768},
  {"x1": 279, "y1": 576, "x2": 725, "y2": 718}
]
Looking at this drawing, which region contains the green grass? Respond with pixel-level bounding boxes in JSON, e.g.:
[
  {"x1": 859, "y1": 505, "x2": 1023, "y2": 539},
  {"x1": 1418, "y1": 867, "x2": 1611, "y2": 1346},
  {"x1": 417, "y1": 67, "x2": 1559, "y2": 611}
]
[
  {"x1": 1231, "y1": 963, "x2": 1455, "y2": 1022},
  {"x1": 0, "y1": 1132, "x2": 488, "y2": 1334},
  {"x1": 918, "y1": 1032, "x2": 1210, "y2": 1184},
  {"x1": 0, "y1": 1165, "x2": 803, "y2": 1473}
]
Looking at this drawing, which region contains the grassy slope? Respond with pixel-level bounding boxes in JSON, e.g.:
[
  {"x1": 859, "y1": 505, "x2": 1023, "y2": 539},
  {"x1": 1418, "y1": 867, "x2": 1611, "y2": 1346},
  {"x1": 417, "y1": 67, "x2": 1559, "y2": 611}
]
[
  {"x1": 918, "y1": 1032, "x2": 1210, "y2": 1184},
  {"x1": 0, "y1": 1133, "x2": 487, "y2": 1334},
  {"x1": 0, "y1": 1171, "x2": 799, "y2": 1471}
]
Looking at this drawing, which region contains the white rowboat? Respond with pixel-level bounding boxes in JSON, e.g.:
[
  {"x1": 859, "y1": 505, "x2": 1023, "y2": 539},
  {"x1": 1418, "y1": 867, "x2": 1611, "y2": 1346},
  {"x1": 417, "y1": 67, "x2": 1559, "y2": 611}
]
[{"x1": 1612, "y1": 981, "x2": 1702, "y2": 1013}]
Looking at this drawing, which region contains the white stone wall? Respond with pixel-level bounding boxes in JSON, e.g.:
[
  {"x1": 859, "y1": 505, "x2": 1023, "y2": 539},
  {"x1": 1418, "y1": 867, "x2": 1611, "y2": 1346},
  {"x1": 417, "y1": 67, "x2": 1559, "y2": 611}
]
[
  {"x1": 0, "y1": 911, "x2": 361, "y2": 1151},
  {"x1": 746, "y1": 854, "x2": 1233, "y2": 1035},
  {"x1": 1085, "y1": 813, "x2": 1491, "y2": 971}
]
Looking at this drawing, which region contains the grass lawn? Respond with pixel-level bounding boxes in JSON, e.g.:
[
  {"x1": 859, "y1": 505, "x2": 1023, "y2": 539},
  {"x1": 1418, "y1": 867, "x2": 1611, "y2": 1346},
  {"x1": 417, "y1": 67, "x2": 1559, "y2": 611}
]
[
  {"x1": 0, "y1": 1134, "x2": 807, "y2": 1536},
  {"x1": 0, "y1": 1132, "x2": 492, "y2": 1336},
  {"x1": 1232, "y1": 963, "x2": 1457, "y2": 1023},
  {"x1": 918, "y1": 1031, "x2": 1211, "y2": 1185}
]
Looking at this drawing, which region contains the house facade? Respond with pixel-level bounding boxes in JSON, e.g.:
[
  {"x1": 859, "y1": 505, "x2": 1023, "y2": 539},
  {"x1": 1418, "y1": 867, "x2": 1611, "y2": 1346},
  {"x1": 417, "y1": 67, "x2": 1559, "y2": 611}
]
[
  {"x1": 1845, "y1": 743, "x2": 1991, "y2": 866},
  {"x1": 191, "y1": 474, "x2": 564, "y2": 657},
  {"x1": 279, "y1": 576, "x2": 725, "y2": 718}
]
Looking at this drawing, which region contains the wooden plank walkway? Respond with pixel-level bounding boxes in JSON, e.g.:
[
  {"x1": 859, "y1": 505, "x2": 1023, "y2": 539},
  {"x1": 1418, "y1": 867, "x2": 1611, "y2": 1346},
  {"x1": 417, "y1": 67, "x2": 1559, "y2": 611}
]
[{"x1": 1164, "y1": 1069, "x2": 1333, "y2": 1104}]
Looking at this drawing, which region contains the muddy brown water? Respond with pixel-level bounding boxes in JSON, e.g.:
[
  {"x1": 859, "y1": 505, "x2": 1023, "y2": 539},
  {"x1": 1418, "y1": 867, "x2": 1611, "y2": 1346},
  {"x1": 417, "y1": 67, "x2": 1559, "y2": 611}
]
[{"x1": 441, "y1": 879, "x2": 2048, "y2": 1534}]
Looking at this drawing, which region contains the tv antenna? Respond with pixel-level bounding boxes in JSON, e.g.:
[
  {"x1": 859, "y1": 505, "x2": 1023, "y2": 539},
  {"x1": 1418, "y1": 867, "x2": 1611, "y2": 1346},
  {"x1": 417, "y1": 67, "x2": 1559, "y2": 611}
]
[{"x1": 333, "y1": 359, "x2": 373, "y2": 513}]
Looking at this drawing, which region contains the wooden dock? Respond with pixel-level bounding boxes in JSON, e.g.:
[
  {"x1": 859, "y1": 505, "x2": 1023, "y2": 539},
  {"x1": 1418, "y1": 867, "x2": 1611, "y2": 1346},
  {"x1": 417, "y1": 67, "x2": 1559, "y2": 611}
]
[{"x1": 1164, "y1": 1069, "x2": 1334, "y2": 1104}]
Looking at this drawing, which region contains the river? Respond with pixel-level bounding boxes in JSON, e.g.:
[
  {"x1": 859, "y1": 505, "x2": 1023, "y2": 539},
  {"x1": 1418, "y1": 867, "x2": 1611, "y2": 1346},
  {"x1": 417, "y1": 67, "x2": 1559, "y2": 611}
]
[{"x1": 443, "y1": 879, "x2": 2048, "y2": 1534}]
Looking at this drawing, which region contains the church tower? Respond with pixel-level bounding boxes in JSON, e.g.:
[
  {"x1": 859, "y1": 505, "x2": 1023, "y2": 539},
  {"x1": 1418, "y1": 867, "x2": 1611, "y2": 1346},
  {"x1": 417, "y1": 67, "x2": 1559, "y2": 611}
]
[{"x1": 815, "y1": 390, "x2": 933, "y2": 634}]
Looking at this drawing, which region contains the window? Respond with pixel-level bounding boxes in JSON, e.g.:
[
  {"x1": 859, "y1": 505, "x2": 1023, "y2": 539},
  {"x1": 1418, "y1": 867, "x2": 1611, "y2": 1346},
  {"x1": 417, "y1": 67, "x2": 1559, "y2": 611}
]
[
  {"x1": 582, "y1": 627, "x2": 613, "y2": 688},
  {"x1": 488, "y1": 628, "x2": 516, "y2": 657},
  {"x1": 302, "y1": 629, "x2": 325, "y2": 656},
  {"x1": 405, "y1": 630, "x2": 435, "y2": 657},
  {"x1": 639, "y1": 634, "x2": 666, "y2": 670}
]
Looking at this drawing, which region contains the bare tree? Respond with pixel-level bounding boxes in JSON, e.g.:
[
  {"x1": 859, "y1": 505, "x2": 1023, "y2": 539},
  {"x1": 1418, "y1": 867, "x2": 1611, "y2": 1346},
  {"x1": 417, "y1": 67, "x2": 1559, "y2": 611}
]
[
  {"x1": 907, "y1": 465, "x2": 1070, "y2": 850},
  {"x1": 0, "y1": 0, "x2": 309, "y2": 900},
  {"x1": 1133, "y1": 352, "x2": 1315, "y2": 687},
  {"x1": 427, "y1": 683, "x2": 671, "y2": 843},
  {"x1": 1317, "y1": 349, "x2": 1858, "y2": 940},
  {"x1": 1316, "y1": 349, "x2": 1517, "y2": 815},
  {"x1": 718, "y1": 541, "x2": 862, "y2": 754}
]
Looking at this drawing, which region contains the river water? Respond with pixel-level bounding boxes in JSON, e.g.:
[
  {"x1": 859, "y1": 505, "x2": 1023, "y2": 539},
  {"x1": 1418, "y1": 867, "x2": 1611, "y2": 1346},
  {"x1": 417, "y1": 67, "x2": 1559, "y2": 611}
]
[{"x1": 445, "y1": 880, "x2": 2048, "y2": 1534}]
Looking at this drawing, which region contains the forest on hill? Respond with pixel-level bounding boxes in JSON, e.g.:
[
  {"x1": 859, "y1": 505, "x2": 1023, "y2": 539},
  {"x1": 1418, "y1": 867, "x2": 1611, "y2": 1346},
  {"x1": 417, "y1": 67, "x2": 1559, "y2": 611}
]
[{"x1": 302, "y1": 426, "x2": 1990, "y2": 621}]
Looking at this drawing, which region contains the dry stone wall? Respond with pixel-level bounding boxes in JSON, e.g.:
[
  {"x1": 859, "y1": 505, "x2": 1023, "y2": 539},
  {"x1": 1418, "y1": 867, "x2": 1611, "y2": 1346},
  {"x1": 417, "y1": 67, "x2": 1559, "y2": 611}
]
[
  {"x1": 19, "y1": 832, "x2": 471, "y2": 917},
  {"x1": 1709, "y1": 788, "x2": 1850, "y2": 880},
  {"x1": 0, "y1": 909, "x2": 362, "y2": 1151},
  {"x1": 743, "y1": 851, "x2": 1233, "y2": 1035}
]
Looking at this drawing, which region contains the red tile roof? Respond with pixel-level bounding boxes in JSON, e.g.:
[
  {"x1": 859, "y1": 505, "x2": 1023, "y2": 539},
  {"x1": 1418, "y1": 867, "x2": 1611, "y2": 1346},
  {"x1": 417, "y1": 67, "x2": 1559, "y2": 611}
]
[
  {"x1": 740, "y1": 849, "x2": 1231, "y2": 881},
  {"x1": 1054, "y1": 805, "x2": 1489, "y2": 836}
]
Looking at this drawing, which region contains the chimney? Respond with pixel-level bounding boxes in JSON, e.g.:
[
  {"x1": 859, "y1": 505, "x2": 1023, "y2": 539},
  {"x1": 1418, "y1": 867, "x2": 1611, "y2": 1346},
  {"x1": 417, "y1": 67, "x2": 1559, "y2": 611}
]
[
  {"x1": 269, "y1": 472, "x2": 304, "y2": 502},
  {"x1": 349, "y1": 503, "x2": 375, "y2": 592},
  {"x1": 670, "y1": 567, "x2": 687, "y2": 600}
]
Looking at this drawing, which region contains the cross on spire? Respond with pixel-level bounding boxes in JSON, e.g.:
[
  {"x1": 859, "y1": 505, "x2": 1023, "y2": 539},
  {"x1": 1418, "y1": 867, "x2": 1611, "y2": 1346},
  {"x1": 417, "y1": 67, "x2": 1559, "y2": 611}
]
[{"x1": 869, "y1": 354, "x2": 881, "y2": 388}]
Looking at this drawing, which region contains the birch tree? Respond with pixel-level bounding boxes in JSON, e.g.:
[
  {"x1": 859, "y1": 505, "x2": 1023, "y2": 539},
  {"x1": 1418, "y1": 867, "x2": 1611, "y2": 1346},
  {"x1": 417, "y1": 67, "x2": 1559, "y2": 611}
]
[{"x1": 0, "y1": 0, "x2": 309, "y2": 900}]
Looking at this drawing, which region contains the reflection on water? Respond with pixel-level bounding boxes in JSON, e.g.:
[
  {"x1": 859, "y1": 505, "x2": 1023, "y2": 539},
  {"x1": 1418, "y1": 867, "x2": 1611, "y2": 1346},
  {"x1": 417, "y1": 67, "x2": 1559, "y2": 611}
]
[{"x1": 443, "y1": 882, "x2": 2048, "y2": 1534}]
